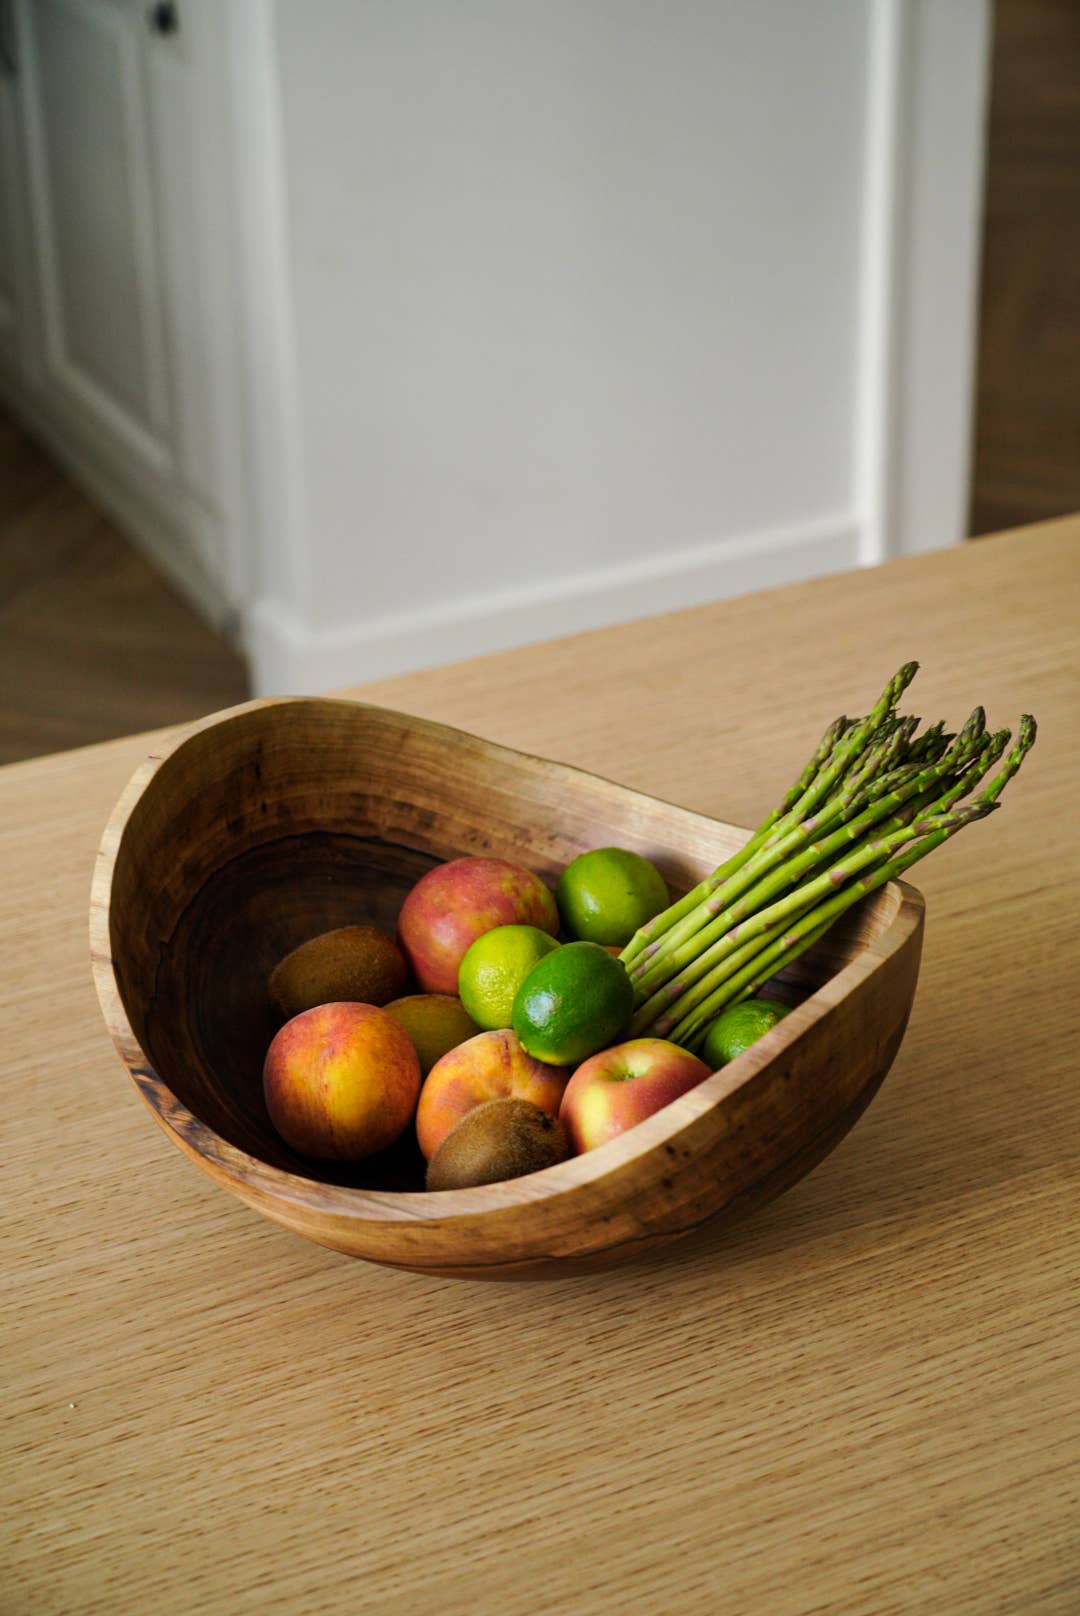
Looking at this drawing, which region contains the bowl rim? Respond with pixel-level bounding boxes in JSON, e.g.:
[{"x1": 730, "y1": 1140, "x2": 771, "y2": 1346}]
[{"x1": 90, "y1": 696, "x2": 925, "y2": 1225}]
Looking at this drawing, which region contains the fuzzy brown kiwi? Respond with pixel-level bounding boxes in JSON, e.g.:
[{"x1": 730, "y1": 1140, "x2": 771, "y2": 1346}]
[
  {"x1": 425, "y1": 1098, "x2": 570, "y2": 1191},
  {"x1": 269, "y1": 925, "x2": 407, "y2": 1019}
]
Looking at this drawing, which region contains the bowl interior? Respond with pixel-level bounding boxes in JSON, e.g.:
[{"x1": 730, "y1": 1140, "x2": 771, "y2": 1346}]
[
  {"x1": 105, "y1": 699, "x2": 892, "y2": 1199},
  {"x1": 148, "y1": 831, "x2": 442, "y2": 1189}
]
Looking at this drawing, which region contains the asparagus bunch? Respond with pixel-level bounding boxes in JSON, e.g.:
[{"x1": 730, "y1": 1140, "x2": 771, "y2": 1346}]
[{"x1": 620, "y1": 664, "x2": 1036, "y2": 1053}]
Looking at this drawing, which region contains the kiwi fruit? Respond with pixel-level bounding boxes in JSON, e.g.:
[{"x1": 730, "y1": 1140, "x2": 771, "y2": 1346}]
[
  {"x1": 425, "y1": 1098, "x2": 570, "y2": 1191},
  {"x1": 269, "y1": 925, "x2": 407, "y2": 1019}
]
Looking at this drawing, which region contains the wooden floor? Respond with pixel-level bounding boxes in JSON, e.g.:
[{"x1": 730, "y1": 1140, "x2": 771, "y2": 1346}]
[
  {"x1": 0, "y1": 411, "x2": 248, "y2": 766},
  {"x1": 969, "y1": 0, "x2": 1080, "y2": 535}
]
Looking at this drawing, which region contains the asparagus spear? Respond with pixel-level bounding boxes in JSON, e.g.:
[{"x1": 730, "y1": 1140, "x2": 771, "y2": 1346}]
[
  {"x1": 630, "y1": 713, "x2": 994, "y2": 1006},
  {"x1": 619, "y1": 711, "x2": 851, "y2": 969},
  {"x1": 634, "y1": 800, "x2": 994, "y2": 1039},
  {"x1": 627, "y1": 723, "x2": 909, "y2": 989},
  {"x1": 649, "y1": 723, "x2": 1017, "y2": 1041},
  {"x1": 666, "y1": 801, "x2": 998, "y2": 1051},
  {"x1": 613, "y1": 661, "x2": 1036, "y2": 1054}
]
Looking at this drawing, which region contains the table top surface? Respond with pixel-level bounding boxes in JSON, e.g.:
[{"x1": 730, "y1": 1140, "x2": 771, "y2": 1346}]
[{"x1": 4, "y1": 517, "x2": 1078, "y2": 1616}]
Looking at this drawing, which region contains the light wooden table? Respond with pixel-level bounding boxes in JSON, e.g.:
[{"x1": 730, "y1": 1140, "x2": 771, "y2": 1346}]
[{"x1": 4, "y1": 517, "x2": 1078, "y2": 1615}]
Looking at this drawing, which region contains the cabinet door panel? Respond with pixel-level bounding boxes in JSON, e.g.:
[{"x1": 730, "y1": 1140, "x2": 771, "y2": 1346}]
[
  {"x1": 19, "y1": 0, "x2": 170, "y2": 470},
  {"x1": 0, "y1": 15, "x2": 18, "y2": 364}
]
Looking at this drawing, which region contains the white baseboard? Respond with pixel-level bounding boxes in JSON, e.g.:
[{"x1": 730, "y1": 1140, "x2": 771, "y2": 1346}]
[
  {"x1": 246, "y1": 513, "x2": 860, "y2": 696},
  {"x1": 0, "y1": 368, "x2": 234, "y2": 634}
]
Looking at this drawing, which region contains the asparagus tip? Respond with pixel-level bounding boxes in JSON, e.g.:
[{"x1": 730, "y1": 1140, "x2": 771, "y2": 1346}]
[{"x1": 913, "y1": 800, "x2": 999, "y2": 835}]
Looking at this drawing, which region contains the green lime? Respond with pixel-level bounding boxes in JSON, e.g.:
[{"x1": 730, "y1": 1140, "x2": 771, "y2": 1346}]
[
  {"x1": 457, "y1": 925, "x2": 561, "y2": 1031},
  {"x1": 702, "y1": 998, "x2": 790, "y2": 1068},
  {"x1": 512, "y1": 940, "x2": 634, "y2": 1066},
  {"x1": 556, "y1": 847, "x2": 669, "y2": 948}
]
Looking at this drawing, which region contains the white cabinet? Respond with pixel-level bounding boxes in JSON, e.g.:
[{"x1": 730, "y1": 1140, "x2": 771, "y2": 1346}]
[
  {"x1": 0, "y1": 0, "x2": 243, "y2": 626},
  {"x1": 0, "y1": 4, "x2": 23, "y2": 370},
  {"x1": 19, "y1": 0, "x2": 172, "y2": 473}
]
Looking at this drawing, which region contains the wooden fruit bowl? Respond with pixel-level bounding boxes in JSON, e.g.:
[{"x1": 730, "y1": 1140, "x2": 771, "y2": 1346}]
[{"x1": 90, "y1": 699, "x2": 924, "y2": 1281}]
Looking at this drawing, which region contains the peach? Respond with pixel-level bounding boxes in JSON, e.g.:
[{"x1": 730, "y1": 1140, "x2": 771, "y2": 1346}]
[
  {"x1": 396, "y1": 856, "x2": 559, "y2": 994},
  {"x1": 415, "y1": 1028, "x2": 569, "y2": 1162},
  {"x1": 263, "y1": 1001, "x2": 421, "y2": 1160}
]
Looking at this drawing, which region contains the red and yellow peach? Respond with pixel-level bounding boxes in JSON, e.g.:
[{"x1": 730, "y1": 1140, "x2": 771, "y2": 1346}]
[
  {"x1": 415, "y1": 1028, "x2": 569, "y2": 1161},
  {"x1": 263, "y1": 1001, "x2": 421, "y2": 1159},
  {"x1": 396, "y1": 856, "x2": 558, "y2": 994}
]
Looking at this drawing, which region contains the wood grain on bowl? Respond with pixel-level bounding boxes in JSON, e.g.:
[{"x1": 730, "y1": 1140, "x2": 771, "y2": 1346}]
[{"x1": 90, "y1": 698, "x2": 924, "y2": 1280}]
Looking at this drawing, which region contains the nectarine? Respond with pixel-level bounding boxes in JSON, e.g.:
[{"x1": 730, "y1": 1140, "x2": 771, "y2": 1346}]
[
  {"x1": 396, "y1": 857, "x2": 558, "y2": 994},
  {"x1": 415, "y1": 1028, "x2": 569, "y2": 1161},
  {"x1": 263, "y1": 1001, "x2": 421, "y2": 1160}
]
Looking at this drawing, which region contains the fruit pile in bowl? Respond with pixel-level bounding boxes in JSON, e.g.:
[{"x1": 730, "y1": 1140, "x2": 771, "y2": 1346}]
[
  {"x1": 261, "y1": 846, "x2": 782, "y2": 1192},
  {"x1": 91, "y1": 665, "x2": 1034, "y2": 1278}
]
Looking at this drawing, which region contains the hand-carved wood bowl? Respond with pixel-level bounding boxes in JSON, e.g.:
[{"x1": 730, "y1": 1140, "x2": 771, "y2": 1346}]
[{"x1": 90, "y1": 698, "x2": 924, "y2": 1281}]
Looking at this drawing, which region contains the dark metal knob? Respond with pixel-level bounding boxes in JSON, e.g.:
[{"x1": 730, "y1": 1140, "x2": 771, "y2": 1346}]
[
  {"x1": 148, "y1": 1, "x2": 178, "y2": 35},
  {"x1": 0, "y1": 0, "x2": 17, "y2": 78}
]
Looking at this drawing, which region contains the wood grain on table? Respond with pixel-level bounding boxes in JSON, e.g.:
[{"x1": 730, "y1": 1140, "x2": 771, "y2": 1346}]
[{"x1": 3, "y1": 516, "x2": 1078, "y2": 1615}]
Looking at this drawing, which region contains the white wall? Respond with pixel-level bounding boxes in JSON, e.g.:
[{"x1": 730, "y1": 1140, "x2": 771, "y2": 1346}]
[{"x1": 242, "y1": 0, "x2": 990, "y2": 694}]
